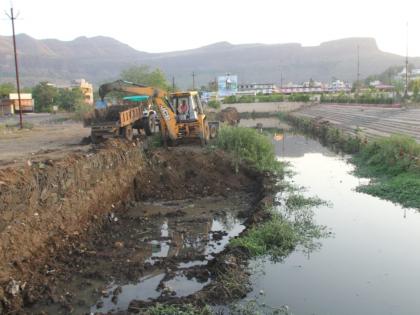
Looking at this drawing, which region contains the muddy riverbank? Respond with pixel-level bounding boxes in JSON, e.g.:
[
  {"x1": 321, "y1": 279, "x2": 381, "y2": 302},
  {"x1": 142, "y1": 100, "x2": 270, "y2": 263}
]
[{"x1": 0, "y1": 139, "x2": 276, "y2": 314}]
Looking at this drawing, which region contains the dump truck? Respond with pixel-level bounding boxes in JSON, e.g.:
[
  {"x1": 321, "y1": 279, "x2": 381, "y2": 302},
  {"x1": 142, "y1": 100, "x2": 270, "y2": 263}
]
[
  {"x1": 87, "y1": 83, "x2": 158, "y2": 143},
  {"x1": 90, "y1": 105, "x2": 157, "y2": 143}
]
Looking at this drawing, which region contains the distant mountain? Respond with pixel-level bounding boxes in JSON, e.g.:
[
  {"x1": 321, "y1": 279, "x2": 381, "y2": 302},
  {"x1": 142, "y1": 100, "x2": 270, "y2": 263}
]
[{"x1": 0, "y1": 34, "x2": 418, "y2": 88}]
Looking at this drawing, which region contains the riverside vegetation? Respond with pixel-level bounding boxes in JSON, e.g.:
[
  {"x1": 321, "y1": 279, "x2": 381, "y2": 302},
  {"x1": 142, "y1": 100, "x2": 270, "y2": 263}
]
[
  {"x1": 216, "y1": 126, "x2": 326, "y2": 263},
  {"x1": 280, "y1": 113, "x2": 420, "y2": 209},
  {"x1": 145, "y1": 127, "x2": 327, "y2": 315}
]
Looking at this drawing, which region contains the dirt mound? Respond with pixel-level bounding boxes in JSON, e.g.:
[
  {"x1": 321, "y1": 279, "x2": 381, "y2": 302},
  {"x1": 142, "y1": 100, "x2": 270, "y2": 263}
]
[
  {"x1": 83, "y1": 104, "x2": 139, "y2": 126},
  {"x1": 134, "y1": 147, "x2": 256, "y2": 200},
  {"x1": 217, "y1": 107, "x2": 240, "y2": 126}
]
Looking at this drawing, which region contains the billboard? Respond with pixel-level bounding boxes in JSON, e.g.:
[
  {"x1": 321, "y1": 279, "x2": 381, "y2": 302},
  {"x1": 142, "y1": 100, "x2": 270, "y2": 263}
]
[{"x1": 218, "y1": 75, "x2": 238, "y2": 97}]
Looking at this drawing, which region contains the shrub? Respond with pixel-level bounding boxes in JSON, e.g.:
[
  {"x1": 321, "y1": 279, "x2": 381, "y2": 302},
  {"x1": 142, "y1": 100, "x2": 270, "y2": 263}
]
[
  {"x1": 73, "y1": 103, "x2": 92, "y2": 121},
  {"x1": 207, "y1": 100, "x2": 221, "y2": 109},
  {"x1": 215, "y1": 126, "x2": 283, "y2": 173},
  {"x1": 354, "y1": 134, "x2": 420, "y2": 176},
  {"x1": 237, "y1": 95, "x2": 255, "y2": 103},
  {"x1": 288, "y1": 94, "x2": 310, "y2": 102},
  {"x1": 223, "y1": 95, "x2": 237, "y2": 104}
]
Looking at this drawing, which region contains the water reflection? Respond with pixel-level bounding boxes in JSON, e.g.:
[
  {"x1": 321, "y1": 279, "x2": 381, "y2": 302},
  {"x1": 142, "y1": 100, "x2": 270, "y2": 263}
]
[
  {"x1": 247, "y1": 133, "x2": 420, "y2": 315},
  {"x1": 89, "y1": 196, "x2": 248, "y2": 313}
]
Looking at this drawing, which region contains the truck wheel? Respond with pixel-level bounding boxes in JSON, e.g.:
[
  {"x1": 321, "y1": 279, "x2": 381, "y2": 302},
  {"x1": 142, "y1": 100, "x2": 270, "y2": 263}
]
[
  {"x1": 91, "y1": 133, "x2": 100, "y2": 144},
  {"x1": 143, "y1": 116, "x2": 156, "y2": 136},
  {"x1": 122, "y1": 125, "x2": 133, "y2": 141}
]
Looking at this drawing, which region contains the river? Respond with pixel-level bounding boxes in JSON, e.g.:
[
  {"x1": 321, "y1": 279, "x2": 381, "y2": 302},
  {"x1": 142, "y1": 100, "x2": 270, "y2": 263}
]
[{"x1": 246, "y1": 133, "x2": 420, "y2": 315}]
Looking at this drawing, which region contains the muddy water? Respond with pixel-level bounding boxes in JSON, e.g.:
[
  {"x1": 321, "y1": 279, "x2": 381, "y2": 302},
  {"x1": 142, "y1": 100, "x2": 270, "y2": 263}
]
[
  {"x1": 29, "y1": 194, "x2": 251, "y2": 314},
  {"x1": 247, "y1": 134, "x2": 420, "y2": 315}
]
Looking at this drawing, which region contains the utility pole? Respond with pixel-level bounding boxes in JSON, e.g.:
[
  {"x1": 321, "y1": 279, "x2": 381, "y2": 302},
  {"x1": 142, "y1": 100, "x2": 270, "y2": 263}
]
[
  {"x1": 172, "y1": 76, "x2": 175, "y2": 92},
  {"x1": 356, "y1": 45, "x2": 360, "y2": 96},
  {"x1": 192, "y1": 72, "x2": 196, "y2": 90},
  {"x1": 280, "y1": 72, "x2": 283, "y2": 89},
  {"x1": 404, "y1": 22, "x2": 409, "y2": 99},
  {"x1": 6, "y1": 7, "x2": 23, "y2": 129}
]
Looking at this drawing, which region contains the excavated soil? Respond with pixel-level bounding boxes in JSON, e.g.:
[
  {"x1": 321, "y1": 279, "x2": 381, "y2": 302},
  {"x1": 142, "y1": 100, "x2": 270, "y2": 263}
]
[{"x1": 0, "y1": 140, "x2": 274, "y2": 314}]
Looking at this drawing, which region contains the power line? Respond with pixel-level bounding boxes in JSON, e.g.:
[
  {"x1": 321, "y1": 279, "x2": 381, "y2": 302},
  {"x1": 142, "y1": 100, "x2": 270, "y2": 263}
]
[{"x1": 5, "y1": 7, "x2": 23, "y2": 128}]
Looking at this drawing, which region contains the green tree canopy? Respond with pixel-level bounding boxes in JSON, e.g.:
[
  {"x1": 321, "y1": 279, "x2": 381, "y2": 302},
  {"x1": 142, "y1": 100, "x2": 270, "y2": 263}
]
[
  {"x1": 0, "y1": 82, "x2": 15, "y2": 98},
  {"x1": 32, "y1": 81, "x2": 58, "y2": 112},
  {"x1": 120, "y1": 65, "x2": 170, "y2": 91},
  {"x1": 57, "y1": 88, "x2": 85, "y2": 111}
]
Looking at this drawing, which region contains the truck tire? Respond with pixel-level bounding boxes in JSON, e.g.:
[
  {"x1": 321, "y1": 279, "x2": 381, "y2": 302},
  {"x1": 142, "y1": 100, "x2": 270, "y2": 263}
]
[
  {"x1": 200, "y1": 120, "x2": 210, "y2": 146},
  {"x1": 91, "y1": 133, "x2": 100, "y2": 144},
  {"x1": 122, "y1": 125, "x2": 133, "y2": 141},
  {"x1": 143, "y1": 115, "x2": 155, "y2": 136}
]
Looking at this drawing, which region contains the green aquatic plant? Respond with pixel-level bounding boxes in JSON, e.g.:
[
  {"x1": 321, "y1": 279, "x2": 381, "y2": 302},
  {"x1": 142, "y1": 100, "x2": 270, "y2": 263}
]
[
  {"x1": 216, "y1": 126, "x2": 284, "y2": 173},
  {"x1": 230, "y1": 193, "x2": 328, "y2": 262}
]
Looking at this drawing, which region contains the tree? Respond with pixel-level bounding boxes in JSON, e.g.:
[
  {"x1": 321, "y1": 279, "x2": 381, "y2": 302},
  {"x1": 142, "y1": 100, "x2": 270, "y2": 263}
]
[
  {"x1": 409, "y1": 79, "x2": 420, "y2": 100},
  {"x1": 120, "y1": 65, "x2": 170, "y2": 91},
  {"x1": 32, "y1": 81, "x2": 58, "y2": 112},
  {"x1": 57, "y1": 88, "x2": 85, "y2": 111},
  {"x1": 0, "y1": 82, "x2": 15, "y2": 98}
]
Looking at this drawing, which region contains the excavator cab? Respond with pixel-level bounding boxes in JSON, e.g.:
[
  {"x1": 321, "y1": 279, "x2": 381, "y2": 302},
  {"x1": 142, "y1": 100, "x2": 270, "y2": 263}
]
[{"x1": 170, "y1": 91, "x2": 204, "y2": 122}]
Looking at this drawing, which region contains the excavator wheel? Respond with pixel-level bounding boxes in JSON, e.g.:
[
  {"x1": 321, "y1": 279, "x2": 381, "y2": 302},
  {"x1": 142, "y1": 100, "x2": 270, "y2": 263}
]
[
  {"x1": 209, "y1": 124, "x2": 218, "y2": 139},
  {"x1": 200, "y1": 120, "x2": 210, "y2": 147},
  {"x1": 159, "y1": 122, "x2": 169, "y2": 148}
]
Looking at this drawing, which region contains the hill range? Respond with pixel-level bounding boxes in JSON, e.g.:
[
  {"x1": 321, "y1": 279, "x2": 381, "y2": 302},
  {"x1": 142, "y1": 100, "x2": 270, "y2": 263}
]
[{"x1": 0, "y1": 34, "x2": 418, "y2": 88}]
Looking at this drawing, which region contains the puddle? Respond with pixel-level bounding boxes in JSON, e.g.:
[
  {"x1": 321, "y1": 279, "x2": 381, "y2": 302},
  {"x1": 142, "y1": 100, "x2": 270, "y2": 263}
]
[
  {"x1": 91, "y1": 273, "x2": 165, "y2": 313},
  {"x1": 205, "y1": 218, "x2": 245, "y2": 255},
  {"x1": 164, "y1": 274, "x2": 210, "y2": 297},
  {"x1": 90, "y1": 210, "x2": 244, "y2": 312},
  {"x1": 178, "y1": 260, "x2": 208, "y2": 268},
  {"x1": 26, "y1": 193, "x2": 253, "y2": 314}
]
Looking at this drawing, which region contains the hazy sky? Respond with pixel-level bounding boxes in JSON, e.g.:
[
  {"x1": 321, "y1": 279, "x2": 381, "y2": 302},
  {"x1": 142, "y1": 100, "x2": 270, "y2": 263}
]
[{"x1": 1, "y1": 0, "x2": 419, "y2": 56}]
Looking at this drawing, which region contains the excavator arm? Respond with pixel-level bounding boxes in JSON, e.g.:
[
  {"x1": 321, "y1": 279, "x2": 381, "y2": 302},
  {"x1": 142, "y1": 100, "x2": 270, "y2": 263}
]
[{"x1": 98, "y1": 80, "x2": 178, "y2": 140}]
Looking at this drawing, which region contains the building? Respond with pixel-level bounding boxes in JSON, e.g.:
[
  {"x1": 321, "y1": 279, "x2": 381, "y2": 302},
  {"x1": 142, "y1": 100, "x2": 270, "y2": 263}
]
[
  {"x1": 369, "y1": 80, "x2": 395, "y2": 92},
  {"x1": 0, "y1": 93, "x2": 34, "y2": 115},
  {"x1": 279, "y1": 83, "x2": 324, "y2": 94},
  {"x1": 71, "y1": 79, "x2": 93, "y2": 105},
  {"x1": 238, "y1": 83, "x2": 277, "y2": 94},
  {"x1": 326, "y1": 80, "x2": 351, "y2": 93},
  {"x1": 397, "y1": 67, "x2": 420, "y2": 80}
]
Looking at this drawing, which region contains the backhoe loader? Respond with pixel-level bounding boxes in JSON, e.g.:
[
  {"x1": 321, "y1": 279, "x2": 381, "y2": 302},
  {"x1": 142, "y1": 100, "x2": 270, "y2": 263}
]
[{"x1": 97, "y1": 80, "x2": 218, "y2": 145}]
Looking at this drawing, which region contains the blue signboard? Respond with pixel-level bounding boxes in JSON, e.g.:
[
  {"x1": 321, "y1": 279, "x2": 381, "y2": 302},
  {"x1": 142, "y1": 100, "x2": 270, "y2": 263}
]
[{"x1": 218, "y1": 75, "x2": 238, "y2": 97}]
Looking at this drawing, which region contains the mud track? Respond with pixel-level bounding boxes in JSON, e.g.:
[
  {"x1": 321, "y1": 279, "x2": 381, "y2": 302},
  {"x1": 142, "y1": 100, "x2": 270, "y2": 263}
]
[{"x1": 0, "y1": 140, "x2": 276, "y2": 314}]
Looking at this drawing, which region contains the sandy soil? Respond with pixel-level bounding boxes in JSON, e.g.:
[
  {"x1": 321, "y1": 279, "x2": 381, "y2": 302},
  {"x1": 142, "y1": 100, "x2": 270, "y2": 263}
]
[{"x1": 0, "y1": 114, "x2": 90, "y2": 167}]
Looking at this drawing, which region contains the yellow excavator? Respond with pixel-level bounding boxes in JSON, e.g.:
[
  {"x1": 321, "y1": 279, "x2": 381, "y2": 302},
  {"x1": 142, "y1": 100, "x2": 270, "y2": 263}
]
[{"x1": 97, "y1": 80, "x2": 217, "y2": 145}]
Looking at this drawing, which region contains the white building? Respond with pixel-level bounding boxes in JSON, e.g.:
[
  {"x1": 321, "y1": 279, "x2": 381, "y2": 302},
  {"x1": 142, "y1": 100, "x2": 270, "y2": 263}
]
[
  {"x1": 398, "y1": 67, "x2": 420, "y2": 80},
  {"x1": 238, "y1": 83, "x2": 278, "y2": 94},
  {"x1": 327, "y1": 80, "x2": 351, "y2": 92}
]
